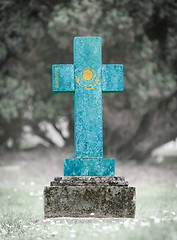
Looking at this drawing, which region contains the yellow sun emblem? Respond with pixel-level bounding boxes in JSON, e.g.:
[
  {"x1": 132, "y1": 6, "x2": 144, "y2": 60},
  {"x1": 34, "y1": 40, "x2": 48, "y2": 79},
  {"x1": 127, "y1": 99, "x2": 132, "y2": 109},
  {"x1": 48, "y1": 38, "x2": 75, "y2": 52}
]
[
  {"x1": 82, "y1": 69, "x2": 93, "y2": 81},
  {"x1": 76, "y1": 68, "x2": 99, "y2": 90},
  {"x1": 81, "y1": 68, "x2": 95, "y2": 82}
]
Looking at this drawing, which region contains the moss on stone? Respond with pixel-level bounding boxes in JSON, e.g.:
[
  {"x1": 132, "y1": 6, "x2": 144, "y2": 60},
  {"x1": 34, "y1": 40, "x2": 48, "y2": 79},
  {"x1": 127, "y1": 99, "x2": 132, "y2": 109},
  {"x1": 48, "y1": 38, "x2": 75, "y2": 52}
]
[{"x1": 44, "y1": 177, "x2": 136, "y2": 218}]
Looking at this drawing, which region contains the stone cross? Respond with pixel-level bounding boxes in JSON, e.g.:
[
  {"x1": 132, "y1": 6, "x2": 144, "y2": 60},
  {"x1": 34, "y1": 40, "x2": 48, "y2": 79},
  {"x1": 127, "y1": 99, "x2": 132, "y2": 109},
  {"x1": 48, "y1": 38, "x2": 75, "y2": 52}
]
[{"x1": 52, "y1": 37, "x2": 123, "y2": 176}]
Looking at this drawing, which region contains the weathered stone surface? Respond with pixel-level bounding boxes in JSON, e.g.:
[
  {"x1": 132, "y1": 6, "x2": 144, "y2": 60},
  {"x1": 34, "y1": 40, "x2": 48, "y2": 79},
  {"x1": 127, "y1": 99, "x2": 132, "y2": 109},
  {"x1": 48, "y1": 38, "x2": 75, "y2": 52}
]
[
  {"x1": 74, "y1": 37, "x2": 103, "y2": 160},
  {"x1": 52, "y1": 37, "x2": 123, "y2": 176},
  {"x1": 44, "y1": 177, "x2": 136, "y2": 218},
  {"x1": 52, "y1": 64, "x2": 74, "y2": 92},
  {"x1": 102, "y1": 64, "x2": 123, "y2": 92},
  {"x1": 48, "y1": 37, "x2": 136, "y2": 218},
  {"x1": 51, "y1": 176, "x2": 128, "y2": 186},
  {"x1": 64, "y1": 158, "x2": 115, "y2": 176}
]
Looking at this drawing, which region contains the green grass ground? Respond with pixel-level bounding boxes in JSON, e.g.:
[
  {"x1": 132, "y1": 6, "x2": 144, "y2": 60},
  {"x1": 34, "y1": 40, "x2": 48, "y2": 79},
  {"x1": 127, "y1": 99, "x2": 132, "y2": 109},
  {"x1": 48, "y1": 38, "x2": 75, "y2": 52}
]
[{"x1": 0, "y1": 148, "x2": 177, "y2": 239}]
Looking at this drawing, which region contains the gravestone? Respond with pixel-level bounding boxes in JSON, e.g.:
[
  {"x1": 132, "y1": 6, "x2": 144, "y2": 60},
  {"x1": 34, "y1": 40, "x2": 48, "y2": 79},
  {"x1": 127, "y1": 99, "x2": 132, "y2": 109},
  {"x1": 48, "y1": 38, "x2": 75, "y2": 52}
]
[{"x1": 44, "y1": 37, "x2": 136, "y2": 218}]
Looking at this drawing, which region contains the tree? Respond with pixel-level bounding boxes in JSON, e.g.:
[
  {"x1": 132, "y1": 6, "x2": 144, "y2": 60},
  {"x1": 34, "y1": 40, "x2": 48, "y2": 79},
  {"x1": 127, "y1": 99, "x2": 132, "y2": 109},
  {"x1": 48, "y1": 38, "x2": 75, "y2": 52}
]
[{"x1": 0, "y1": 0, "x2": 176, "y2": 161}]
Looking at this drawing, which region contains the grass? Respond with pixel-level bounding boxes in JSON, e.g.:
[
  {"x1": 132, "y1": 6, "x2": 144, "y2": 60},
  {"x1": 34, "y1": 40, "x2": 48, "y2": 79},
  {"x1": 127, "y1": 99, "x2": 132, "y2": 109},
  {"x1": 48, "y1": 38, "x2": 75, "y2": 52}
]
[
  {"x1": 0, "y1": 179, "x2": 177, "y2": 240},
  {"x1": 0, "y1": 147, "x2": 177, "y2": 239}
]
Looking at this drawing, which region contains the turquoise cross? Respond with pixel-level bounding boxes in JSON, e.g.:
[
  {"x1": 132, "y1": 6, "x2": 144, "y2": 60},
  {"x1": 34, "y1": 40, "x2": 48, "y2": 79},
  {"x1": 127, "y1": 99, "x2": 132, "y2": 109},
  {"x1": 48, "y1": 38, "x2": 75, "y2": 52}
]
[{"x1": 52, "y1": 37, "x2": 123, "y2": 176}]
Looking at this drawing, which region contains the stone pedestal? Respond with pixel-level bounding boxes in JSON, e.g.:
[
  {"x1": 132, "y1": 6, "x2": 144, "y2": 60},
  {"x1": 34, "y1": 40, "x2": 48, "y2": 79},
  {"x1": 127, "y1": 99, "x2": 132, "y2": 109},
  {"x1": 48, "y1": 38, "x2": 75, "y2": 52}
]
[{"x1": 44, "y1": 177, "x2": 136, "y2": 218}]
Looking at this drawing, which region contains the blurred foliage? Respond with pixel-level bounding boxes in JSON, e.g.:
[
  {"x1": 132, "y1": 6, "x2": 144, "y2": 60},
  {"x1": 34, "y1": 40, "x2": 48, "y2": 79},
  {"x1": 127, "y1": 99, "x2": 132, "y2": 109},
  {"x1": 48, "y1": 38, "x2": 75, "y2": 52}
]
[{"x1": 0, "y1": 0, "x2": 176, "y2": 159}]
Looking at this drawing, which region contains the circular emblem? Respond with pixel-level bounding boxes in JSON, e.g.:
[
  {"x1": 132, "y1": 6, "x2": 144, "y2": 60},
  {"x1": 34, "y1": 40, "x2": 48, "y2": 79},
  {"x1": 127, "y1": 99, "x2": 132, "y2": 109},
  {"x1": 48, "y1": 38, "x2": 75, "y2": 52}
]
[
  {"x1": 76, "y1": 67, "x2": 99, "y2": 90},
  {"x1": 83, "y1": 70, "x2": 92, "y2": 80},
  {"x1": 81, "y1": 68, "x2": 95, "y2": 82}
]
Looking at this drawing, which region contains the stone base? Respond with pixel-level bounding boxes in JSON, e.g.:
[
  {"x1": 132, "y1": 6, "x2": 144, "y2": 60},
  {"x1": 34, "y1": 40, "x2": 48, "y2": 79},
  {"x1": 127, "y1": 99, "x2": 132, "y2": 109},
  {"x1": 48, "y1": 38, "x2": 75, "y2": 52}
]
[{"x1": 44, "y1": 176, "x2": 136, "y2": 218}]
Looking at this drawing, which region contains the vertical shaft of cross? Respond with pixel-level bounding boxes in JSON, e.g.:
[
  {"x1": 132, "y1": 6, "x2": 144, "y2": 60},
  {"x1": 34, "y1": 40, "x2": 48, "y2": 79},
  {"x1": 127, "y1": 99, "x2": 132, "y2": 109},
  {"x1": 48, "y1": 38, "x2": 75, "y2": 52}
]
[{"x1": 74, "y1": 37, "x2": 103, "y2": 159}]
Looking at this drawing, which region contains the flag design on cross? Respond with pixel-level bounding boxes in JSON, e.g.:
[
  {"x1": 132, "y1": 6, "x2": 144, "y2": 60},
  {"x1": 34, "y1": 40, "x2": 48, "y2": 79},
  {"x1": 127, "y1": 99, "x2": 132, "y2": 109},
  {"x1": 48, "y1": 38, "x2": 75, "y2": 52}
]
[{"x1": 52, "y1": 37, "x2": 123, "y2": 176}]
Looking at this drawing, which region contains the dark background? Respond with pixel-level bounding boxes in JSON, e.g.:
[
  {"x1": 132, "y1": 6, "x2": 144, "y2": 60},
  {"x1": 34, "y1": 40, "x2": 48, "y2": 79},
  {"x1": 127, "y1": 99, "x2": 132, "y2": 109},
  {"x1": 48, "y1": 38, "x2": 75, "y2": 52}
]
[{"x1": 0, "y1": 0, "x2": 177, "y2": 161}]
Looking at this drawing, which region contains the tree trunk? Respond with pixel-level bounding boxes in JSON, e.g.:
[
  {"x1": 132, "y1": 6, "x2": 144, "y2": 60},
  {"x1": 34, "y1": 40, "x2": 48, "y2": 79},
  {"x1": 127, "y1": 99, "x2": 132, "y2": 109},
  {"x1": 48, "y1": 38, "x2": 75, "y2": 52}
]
[{"x1": 103, "y1": 90, "x2": 177, "y2": 162}]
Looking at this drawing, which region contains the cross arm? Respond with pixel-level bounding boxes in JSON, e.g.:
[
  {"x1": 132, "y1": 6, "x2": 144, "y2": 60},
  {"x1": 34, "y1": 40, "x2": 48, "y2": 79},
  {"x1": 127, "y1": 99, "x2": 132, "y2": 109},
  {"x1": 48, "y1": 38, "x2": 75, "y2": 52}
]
[
  {"x1": 102, "y1": 64, "x2": 123, "y2": 92},
  {"x1": 52, "y1": 64, "x2": 75, "y2": 92}
]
